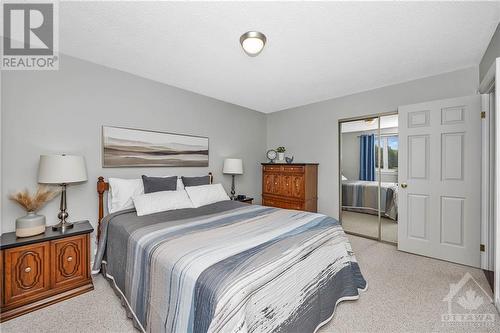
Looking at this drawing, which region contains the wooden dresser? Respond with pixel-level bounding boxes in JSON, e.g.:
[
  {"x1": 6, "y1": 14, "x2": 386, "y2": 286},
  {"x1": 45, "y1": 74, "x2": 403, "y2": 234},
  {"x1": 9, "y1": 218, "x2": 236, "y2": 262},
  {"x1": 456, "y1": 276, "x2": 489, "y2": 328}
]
[
  {"x1": 0, "y1": 221, "x2": 94, "y2": 322},
  {"x1": 262, "y1": 163, "x2": 318, "y2": 212}
]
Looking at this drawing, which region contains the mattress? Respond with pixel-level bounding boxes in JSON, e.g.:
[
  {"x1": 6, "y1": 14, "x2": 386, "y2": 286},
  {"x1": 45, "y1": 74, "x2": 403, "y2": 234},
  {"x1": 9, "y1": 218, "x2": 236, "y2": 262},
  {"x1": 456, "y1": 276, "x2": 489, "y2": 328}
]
[{"x1": 93, "y1": 200, "x2": 366, "y2": 333}]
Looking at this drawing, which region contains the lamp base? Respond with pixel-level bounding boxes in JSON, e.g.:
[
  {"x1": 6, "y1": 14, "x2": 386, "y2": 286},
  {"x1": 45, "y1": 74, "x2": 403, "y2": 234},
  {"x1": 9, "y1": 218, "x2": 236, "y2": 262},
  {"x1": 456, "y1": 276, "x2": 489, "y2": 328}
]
[
  {"x1": 53, "y1": 183, "x2": 73, "y2": 232},
  {"x1": 52, "y1": 221, "x2": 74, "y2": 231},
  {"x1": 230, "y1": 175, "x2": 236, "y2": 200}
]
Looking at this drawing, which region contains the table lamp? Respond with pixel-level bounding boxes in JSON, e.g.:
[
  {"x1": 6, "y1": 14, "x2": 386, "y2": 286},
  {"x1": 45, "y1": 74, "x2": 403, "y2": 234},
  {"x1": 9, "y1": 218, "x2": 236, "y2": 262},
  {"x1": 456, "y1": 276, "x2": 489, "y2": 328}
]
[
  {"x1": 38, "y1": 154, "x2": 87, "y2": 231},
  {"x1": 223, "y1": 158, "x2": 243, "y2": 200}
]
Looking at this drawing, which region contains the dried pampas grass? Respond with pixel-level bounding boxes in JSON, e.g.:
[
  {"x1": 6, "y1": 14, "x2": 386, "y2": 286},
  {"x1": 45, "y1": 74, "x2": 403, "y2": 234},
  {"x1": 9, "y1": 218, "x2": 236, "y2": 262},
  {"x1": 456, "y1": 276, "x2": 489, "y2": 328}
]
[{"x1": 9, "y1": 186, "x2": 59, "y2": 212}]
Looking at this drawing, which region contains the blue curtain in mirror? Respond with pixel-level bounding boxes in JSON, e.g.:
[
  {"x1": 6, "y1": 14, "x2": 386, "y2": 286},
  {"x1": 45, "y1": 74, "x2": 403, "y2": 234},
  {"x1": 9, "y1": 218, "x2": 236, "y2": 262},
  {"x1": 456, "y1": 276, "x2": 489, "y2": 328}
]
[{"x1": 359, "y1": 134, "x2": 375, "y2": 181}]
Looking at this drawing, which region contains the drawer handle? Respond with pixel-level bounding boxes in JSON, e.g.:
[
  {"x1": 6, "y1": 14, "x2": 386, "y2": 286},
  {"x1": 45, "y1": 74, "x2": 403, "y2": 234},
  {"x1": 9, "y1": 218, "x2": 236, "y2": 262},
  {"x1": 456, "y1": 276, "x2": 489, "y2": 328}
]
[
  {"x1": 67, "y1": 256, "x2": 73, "y2": 262},
  {"x1": 24, "y1": 266, "x2": 31, "y2": 273}
]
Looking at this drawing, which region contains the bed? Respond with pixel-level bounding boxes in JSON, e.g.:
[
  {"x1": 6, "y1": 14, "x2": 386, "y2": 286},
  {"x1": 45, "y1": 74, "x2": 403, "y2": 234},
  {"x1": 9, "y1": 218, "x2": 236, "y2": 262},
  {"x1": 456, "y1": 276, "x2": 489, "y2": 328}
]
[
  {"x1": 93, "y1": 175, "x2": 366, "y2": 333},
  {"x1": 341, "y1": 180, "x2": 398, "y2": 221}
]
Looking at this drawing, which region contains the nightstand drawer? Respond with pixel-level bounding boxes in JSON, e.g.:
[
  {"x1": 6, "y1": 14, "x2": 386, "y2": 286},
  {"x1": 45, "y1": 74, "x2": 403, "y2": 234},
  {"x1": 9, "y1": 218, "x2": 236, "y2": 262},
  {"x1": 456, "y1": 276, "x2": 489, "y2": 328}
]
[
  {"x1": 50, "y1": 235, "x2": 88, "y2": 289},
  {"x1": 4, "y1": 243, "x2": 50, "y2": 306}
]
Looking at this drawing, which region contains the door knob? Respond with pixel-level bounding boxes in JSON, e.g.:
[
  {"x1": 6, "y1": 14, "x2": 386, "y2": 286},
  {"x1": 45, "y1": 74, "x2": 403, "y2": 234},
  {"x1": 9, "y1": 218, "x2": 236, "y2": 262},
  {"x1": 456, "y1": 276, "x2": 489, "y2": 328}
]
[{"x1": 401, "y1": 183, "x2": 408, "y2": 188}]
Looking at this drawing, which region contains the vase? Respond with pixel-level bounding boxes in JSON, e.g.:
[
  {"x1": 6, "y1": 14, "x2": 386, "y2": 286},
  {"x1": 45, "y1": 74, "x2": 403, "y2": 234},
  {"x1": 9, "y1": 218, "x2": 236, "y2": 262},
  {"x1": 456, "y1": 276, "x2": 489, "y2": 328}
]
[
  {"x1": 16, "y1": 212, "x2": 46, "y2": 238},
  {"x1": 278, "y1": 152, "x2": 285, "y2": 161}
]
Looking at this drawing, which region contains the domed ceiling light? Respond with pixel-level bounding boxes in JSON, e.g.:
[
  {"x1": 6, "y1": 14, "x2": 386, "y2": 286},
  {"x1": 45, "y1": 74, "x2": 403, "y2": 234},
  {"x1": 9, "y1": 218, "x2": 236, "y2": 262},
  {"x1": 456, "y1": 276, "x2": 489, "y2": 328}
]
[{"x1": 240, "y1": 31, "x2": 267, "y2": 57}]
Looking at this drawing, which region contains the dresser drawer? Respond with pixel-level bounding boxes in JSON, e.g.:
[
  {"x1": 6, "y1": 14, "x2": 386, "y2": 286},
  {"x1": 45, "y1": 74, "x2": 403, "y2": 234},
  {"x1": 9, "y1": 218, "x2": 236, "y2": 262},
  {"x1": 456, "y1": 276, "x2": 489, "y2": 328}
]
[
  {"x1": 263, "y1": 165, "x2": 283, "y2": 172},
  {"x1": 4, "y1": 243, "x2": 50, "y2": 306},
  {"x1": 282, "y1": 165, "x2": 305, "y2": 173},
  {"x1": 50, "y1": 235, "x2": 88, "y2": 290},
  {"x1": 262, "y1": 196, "x2": 304, "y2": 211}
]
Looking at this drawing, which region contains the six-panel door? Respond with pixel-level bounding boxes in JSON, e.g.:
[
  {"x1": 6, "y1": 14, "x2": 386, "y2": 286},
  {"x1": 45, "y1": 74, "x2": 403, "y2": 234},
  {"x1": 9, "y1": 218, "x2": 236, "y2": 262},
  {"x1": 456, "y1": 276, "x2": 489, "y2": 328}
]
[{"x1": 398, "y1": 95, "x2": 481, "y2": 268}]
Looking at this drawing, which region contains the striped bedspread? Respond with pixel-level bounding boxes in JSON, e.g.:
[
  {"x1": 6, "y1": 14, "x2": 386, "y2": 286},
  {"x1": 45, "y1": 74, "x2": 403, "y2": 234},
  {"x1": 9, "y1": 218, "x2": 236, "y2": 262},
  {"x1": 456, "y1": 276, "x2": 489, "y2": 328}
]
[
  {"x1": 342, "y1": 180, "x2": 398, "y2": 220},
  {"x1": 93, "y1": 200, "x2": 366, "y2": 333}
]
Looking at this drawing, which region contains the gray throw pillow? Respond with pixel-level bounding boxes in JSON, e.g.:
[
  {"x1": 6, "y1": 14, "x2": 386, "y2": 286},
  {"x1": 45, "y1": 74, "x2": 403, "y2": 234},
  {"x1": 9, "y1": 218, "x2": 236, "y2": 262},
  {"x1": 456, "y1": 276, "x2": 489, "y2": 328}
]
[
  {"x1": 181, "y1": 175, "x2": 210, "y2": 187},
  {"x1": 141, "y1": 175, "x2": 177, "y2": 193}
]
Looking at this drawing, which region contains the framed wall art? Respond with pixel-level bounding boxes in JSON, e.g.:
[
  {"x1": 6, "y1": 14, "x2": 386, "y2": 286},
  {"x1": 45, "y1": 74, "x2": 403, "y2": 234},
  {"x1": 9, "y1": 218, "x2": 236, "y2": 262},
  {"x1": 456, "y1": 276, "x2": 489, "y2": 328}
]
[{"x1": 102, "y1": 126, "x2": 209, "y2": 167}]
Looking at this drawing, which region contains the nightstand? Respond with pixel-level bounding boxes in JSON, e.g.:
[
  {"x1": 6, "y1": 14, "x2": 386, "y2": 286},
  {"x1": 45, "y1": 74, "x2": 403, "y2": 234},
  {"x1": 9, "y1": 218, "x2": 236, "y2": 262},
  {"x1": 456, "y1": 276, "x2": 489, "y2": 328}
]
[
  {"x1": 0, "y1": 221, "x2": 94, "y2": 322},
  {"x1": 235, "y1": 197, "x2": 254, "y2": 204}
]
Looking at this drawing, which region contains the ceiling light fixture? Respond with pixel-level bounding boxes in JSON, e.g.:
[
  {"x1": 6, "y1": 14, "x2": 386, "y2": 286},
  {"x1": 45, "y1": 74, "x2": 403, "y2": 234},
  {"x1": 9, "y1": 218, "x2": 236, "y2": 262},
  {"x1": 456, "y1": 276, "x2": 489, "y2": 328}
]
[{"x1": 240, "y1": 31, "x2": 267, "y2": 57}]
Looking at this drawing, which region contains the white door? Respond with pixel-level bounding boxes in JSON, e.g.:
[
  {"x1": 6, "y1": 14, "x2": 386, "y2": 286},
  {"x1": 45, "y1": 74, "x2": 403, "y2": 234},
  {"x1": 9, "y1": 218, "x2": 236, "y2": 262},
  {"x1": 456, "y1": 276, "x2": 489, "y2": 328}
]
[{"x1": 398, "y1": 95, "x2": 481, "y2": 267}]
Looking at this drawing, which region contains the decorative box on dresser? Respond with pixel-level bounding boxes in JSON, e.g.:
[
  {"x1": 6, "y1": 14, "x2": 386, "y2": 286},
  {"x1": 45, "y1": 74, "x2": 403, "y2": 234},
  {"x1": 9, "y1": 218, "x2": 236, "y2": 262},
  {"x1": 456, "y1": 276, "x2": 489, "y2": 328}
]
[
  {"x1": 0, "y1": 221, "x2": 94, "y2": 322},
  {"x1": 262, "y1": 163, "x2": 318, "y2": 212}
]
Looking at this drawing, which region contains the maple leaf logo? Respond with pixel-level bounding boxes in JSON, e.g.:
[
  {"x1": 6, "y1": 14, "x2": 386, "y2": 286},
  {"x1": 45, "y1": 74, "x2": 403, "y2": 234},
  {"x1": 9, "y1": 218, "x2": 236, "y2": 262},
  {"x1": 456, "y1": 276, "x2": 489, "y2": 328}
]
[{"x1": 457, "y1": 289, "x2": 484, "y2": 310}]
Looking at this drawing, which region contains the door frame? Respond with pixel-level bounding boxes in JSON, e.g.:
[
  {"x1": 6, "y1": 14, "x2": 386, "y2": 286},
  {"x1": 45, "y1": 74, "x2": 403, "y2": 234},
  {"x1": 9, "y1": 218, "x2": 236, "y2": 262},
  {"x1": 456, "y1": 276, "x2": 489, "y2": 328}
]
[
  {"x1": 338, "y1": 110, "x2": 398, "y2": 244},
  {"x1": 480, "y1": 92, "x2": 494, "y2": 272},
  {"x1": 479, "y1": 57, "x2": 499, "y2": 311}
]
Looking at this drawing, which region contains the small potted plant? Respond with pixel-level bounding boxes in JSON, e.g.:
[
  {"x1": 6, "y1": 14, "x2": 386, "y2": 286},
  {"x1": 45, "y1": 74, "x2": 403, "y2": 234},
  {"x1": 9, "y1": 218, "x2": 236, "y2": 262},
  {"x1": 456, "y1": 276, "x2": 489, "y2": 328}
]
[
  {"x1": 10, "y1": 186, "x2": 59, "y2": 237},
  {"x1": 276, "y1": 146, "x2": 286, "y2": 161}
]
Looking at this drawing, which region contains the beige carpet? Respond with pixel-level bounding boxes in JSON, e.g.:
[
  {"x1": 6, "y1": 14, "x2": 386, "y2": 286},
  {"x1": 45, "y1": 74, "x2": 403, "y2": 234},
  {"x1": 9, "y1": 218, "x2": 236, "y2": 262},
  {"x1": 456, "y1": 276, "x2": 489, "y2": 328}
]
[
  {"x1": 2, "y1": 235, "x2": 498, "y2": 333},
  {"x1": 342, "y1": 210, "x2": 398, "y2": 243}
]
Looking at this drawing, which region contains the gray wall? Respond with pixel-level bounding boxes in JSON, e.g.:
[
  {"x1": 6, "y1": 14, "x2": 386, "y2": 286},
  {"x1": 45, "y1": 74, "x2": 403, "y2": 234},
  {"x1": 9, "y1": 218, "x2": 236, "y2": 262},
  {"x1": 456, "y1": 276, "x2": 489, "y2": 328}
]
[
  {"x1": 480, "y1": 23, "x2": 500, "y2": 82},
  {"x1": 1, "y1": 55, "x2": 267, "y2": 237},
  {"x1": 1, "y1": 58, "x2": 480, "y2": 236},
  {"x1": 267, "y1": 66, "x2": 479, "y2": 219},
  {"x1": 340, "y1": 131, "x2": 359, "y2": 181}
]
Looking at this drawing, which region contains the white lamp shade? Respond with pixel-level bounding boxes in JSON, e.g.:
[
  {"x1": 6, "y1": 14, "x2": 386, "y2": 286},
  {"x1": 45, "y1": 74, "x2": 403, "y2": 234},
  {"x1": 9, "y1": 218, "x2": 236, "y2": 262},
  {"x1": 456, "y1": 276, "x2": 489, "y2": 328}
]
[
  {"x1": 223, "y1": 158, "x2": 243, "y2": 175},
  {"x1": 38, "y1": 155, "x2": 88, "y2": 184}
]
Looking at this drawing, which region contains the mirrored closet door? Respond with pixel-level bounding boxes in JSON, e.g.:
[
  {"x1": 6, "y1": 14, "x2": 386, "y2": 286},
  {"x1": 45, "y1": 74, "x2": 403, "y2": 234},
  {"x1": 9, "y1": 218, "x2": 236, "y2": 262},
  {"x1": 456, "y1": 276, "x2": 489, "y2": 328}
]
[
  {"x1": 340, "y1": 117, "x2": 381, "y2": 240},
  {"x1": 378, "y1": 115, "x2": 398, "y2": 243},
  {"x1": 339, "y1": 114, "x2": 398, "y2": 244}
]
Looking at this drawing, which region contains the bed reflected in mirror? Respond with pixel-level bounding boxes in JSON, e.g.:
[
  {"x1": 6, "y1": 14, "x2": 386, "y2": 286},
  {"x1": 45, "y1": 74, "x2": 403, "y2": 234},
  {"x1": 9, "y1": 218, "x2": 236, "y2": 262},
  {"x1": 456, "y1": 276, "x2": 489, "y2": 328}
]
[{"x1": 339, "y1": 114, "x2": 398, "y2": 244}]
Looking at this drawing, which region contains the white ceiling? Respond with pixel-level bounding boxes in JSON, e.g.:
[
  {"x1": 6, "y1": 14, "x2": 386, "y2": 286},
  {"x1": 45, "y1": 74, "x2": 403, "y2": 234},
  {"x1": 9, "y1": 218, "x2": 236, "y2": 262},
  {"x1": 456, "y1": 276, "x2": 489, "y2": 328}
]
[
  {"x1": 341, "y1": 114, "x2": 399, "y2": 133},
  {"x1": 58, "y1": 2, "x2": 500, "y2": 113}
]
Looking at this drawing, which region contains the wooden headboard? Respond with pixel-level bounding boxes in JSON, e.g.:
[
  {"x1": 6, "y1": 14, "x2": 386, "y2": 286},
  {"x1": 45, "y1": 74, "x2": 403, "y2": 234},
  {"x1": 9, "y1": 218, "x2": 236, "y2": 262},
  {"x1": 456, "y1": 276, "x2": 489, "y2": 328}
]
[{"x1": 96, "y1": 172, "x2": 213, "y2": 239}]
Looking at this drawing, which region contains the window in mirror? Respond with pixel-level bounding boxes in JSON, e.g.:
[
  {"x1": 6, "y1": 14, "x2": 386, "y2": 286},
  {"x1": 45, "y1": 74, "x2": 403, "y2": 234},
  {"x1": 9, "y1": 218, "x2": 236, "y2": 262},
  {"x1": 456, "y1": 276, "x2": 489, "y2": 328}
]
[{"x1": 377, "y1": 135, "x2": 398, "y2": 172}]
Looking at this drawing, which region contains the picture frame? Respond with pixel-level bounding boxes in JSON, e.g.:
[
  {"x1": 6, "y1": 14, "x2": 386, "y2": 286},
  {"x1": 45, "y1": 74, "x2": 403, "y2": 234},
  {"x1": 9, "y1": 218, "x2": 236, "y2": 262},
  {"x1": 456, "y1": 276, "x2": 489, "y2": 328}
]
[{"x1": 102, "y1": 126, "x2": 209, "y2": 167}]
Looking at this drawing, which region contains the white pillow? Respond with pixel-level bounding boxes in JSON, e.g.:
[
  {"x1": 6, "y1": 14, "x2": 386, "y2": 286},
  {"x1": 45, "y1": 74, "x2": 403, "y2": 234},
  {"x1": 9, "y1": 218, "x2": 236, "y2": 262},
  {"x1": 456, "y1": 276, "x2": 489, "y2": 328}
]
[
  {"x1": 177, "y1": 177, "x2": 185, "y2": 190},
  {"x1": 108, "y1": 178, "x2": 144, "y2": 213},
  {"x1": 185, "y1": 183, "x2": 230, "y2": 208},
  {"x1": 133, "y1": 190, "x2": 193, "y2": 216},
  {"x1": 107, "y1": 177, "x2": 185, "y2": 214}
]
